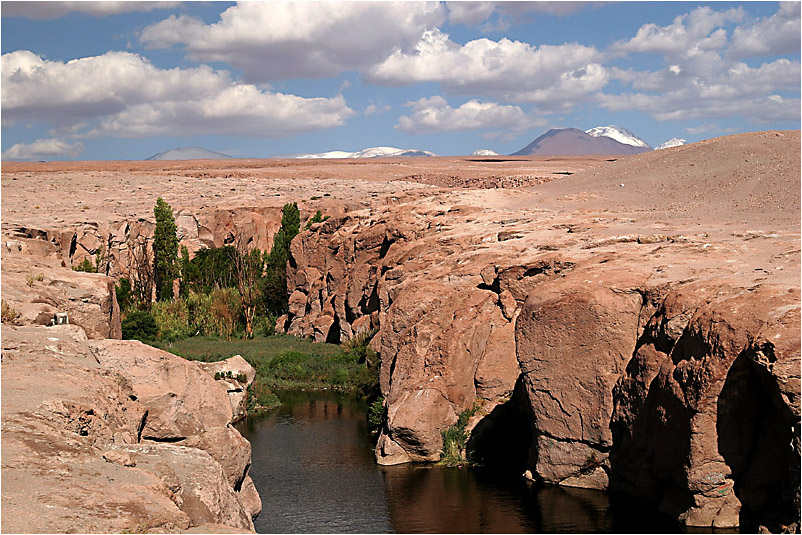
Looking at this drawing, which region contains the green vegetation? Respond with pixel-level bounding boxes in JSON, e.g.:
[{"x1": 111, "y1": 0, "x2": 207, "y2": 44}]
[
  {"x1": 122, "y1": 310, "x2": 159, "y2": 342},
  {"x1": 115, "y1": 199, "x2": 375, "y2": 416},
  {"x1": 304, "y1": 210, "x2": 330, "y2": 230},
  {"x1": 153, "y1": 330, "x2": 381, "y2": 415},
  {"x1": 153, "y1": 197, "x2": 179, "y2": 301},
  {"x1": 367, "y1": 396, "x2": 386, "y2": 434},
  {"x1": 73, "y1": 246, "x2": 106, "y2": 273},
  {"x1": 439, "y1": 401, "x2": 484, "y2": 467}
]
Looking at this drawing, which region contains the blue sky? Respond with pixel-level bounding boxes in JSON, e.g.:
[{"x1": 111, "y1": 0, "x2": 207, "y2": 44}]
[{"x1": 1, "y1": 1, "x2": 799, "y2": 160}]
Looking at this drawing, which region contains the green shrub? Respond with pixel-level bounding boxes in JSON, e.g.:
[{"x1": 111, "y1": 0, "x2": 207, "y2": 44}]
[
  {"x1": 367, "y1": 396, "x2": 386, "y2": 433},
  {"x1": 72, "y1": 258, "x2": 97, "y2": 273},
  {"x1": 122, "y1": 310, "x2": 159, "y2": 342},
  {"x1": 440, "y1": 401, "x2": 483, "y2": 467},
  {"x1": 152, "y1": 298, "x2": 191, "y2": 339},
  {"x1": 341, "y1": 328, "x2": 378, "y2": 365},
  {"x1": 304, "y1": 210, "x2": 330, "y2": 230}
]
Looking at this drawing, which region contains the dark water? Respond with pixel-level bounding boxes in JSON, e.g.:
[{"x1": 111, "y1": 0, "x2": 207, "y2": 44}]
[{"x1": 237, "y1": 391, "x2": 684, "y2": 534}]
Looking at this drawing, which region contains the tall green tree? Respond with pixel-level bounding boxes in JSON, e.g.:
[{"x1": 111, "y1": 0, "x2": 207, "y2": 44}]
[
  {"x1": 153, "y1": 197, "x2": 179, "y2": 301},
  {"x1": 260, "y1": 202, "x2": 300, "y2": 317}
]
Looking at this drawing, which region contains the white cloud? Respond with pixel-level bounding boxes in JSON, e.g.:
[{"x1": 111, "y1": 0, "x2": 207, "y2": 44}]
[
  {"x1": 139, "y1": 2, "x2": 445, "y2": 82},
  {"x1": 2, "y1": 1, "x2": 181, "y2": 19},
  {"x1": 365, "y1": 103, "x2": 391, "y2": 115},
  {"x1": 602, "y1": 5, "x2": 801, "y2": 125},
  {"x1": 609, "y1": 6, "x2": 745, "y2": 59},
  {"x1": 1, "y1": 50, "x2": 354, "y2": 137},
  {"x1": 396, "y1": 96, "x2": 542, "y2": 134},
  {"x1": 366, "y1": 29, "x2": 605, "y2": 107},
  {"x1": 2, "y1": 138, "x2": 84, "y2": 160},
  {"x1": 729, "y1": 1, "x2": 801, "y2": 59}
]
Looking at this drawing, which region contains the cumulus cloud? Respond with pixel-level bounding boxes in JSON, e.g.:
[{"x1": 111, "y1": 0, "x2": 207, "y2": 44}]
[
  {"x1": 729, "y1": 1, "x2": 801, "y2": 59},
  {"x1": 2, "y1": 1, "x2": 181, "y2": 19},
  {"x1": 2, "y1": 138, "x2": 84, "y2": 160},
  {"x1": 139, "y1": 2, "x2": 445, "y2": 82},
  {"x1": 602, "y1": 4, "x2": 801, "y2": 124},
  {"x1": 601, "y1": 58, "x2": 801, "y2": 123},
  {"x1": 1, "y1": 50, "x2": 354, "y2": 137},
  {"x1": 609, "y1": 6, "x2": 745, "y2": 58},
  {"x1": 366, "y1": 29, "x2": 605, "y2": 107},
  {"x1": 396, "y1": 96, "x2": 542, "y2": 134}
]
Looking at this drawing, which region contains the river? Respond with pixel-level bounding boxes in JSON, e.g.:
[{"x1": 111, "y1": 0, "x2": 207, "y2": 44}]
[{"x1": 236, "y1": 390, "x2": 684, "y2": 533}]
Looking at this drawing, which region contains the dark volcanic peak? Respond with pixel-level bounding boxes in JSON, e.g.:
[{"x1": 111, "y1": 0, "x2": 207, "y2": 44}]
[
  {"x1": 512, "y1": 128, "x2": 653, "y2": 156},
  {"x1": 146, "y1": 147, "x2": 233, "y2": 161}
]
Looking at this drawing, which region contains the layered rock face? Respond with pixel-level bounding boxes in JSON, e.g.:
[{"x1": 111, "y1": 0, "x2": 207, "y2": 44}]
[{"x1": 284, "y1": 131, "x2": 801, "y2": 529}]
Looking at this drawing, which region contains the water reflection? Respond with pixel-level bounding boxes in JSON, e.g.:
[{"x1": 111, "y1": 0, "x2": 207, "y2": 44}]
[{"x1": 239, "y1": 391, "x2": 685, "y2": 534}]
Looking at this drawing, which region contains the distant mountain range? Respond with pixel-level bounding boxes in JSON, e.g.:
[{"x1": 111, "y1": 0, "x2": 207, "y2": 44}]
[
  {"x1": 472, "y1": 149, "x2": 499, "y2": 156},
  {"x1": 296, "y1": 146, "x2": 436, "y2": 159},
  {"x1": 511, "y1": 128, "x2": 652, "y2": 156},
  {"x1": 146, "y1": 147, "x2": 232, "y2": 160}
]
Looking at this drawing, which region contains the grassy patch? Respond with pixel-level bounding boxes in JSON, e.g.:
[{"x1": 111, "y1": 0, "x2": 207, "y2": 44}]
[
  {"x1": 153, "y1": 332, "x2": 380, "y2": 414},
  {"x1": 439, "y1": 400, "x2": 484, "y2": 467}
]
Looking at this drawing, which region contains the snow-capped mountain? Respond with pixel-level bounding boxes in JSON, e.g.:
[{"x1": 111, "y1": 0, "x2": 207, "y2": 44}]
[
  {"x1": 585, "y1": 126, "x2": 651, "y2": 149},
  {"x1": 295, "y1": 150, "x2": 355, "y2": 159},
  {"x1": 296, "y1": 146, "x2": 435, "y2": 159},
  {"x1": 512, "y1": 128, "x2": 652, "y2": 156},
  {"x1": 656, "y1": 138, "x2": 687, "y2": 150},
  {"x1": 472, "y1": 149, "x2": 499, "y2": 156}
]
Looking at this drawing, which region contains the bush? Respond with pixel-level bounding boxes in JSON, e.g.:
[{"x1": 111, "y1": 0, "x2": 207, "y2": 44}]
[
  {"x1": 152, "y1": 298, "x2": 191, "y2": 339},
  {"x1": 209, "y1": 287, "x2": 241, "y2": 340},
  {"x1": 341, "y1": 328, "x2": 378, "y2": 364},
  {"x1": 304, "y1": 210, "x2": 330, "y2": 230},
  {"x1": 440, "y1": 402, "x2": 483, "y2": 467},
  {"x1": 72, "y1": 258, "x2": 97, "y2": 273},
  {"x1": 367, "y1": 396, "x2": 386, "y2": 433},
  {"x1": 122, "y1": 310, "x2": 159, "y2": 342},
  {"x1": 1, "y1": 300, "x2": 20, "y2": 324},
  {"x1": 26, "y1": 272, "x2": 44, "y2": 286}
]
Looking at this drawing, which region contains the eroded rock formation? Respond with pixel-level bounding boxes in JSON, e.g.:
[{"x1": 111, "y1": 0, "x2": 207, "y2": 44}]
[{"x1": 282, "y1": 132, "x2": 801, "y2": 529}]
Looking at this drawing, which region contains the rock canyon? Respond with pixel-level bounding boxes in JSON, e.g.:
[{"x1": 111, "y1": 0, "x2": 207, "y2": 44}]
[{"x1": 2, "y1": 130, "x2": 800, "y2": 532}]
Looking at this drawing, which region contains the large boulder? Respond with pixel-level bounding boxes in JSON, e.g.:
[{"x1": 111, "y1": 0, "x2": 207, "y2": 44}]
[{"x1": 1, "y1": 324, "x2": 260, "y2": 532}]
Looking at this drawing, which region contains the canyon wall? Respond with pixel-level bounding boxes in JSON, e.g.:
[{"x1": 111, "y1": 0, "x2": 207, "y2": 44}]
[
  {"x1": 283, "y1": 132, "x2": 801, "y2": 530},
  {"x1": 6, "y1": 205, "x2": 285, "y2": 280}
]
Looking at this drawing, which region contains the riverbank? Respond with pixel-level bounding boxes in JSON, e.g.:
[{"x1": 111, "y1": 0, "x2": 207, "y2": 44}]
[{"x1": 153, "y1": 332, "x2": 381, "y2": 414}]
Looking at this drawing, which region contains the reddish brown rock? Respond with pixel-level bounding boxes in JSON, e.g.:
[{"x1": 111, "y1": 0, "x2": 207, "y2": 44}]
[
  {"x1": 91, "y1": 340, "x2": 233, "y2": 439},
  {"x1": 1, "y1": 324, "x2": 260, "y2": 533},
  {"x1": 1, "y1": 243, "x2": 121, "y2": 339}
]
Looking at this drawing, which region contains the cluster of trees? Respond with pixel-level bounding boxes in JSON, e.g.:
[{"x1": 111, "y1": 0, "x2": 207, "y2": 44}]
[{"x1": 119, "y1": 198, "x2": 302, "y2": 341}]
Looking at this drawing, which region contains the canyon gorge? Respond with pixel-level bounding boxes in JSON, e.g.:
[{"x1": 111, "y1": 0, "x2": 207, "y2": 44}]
[{"x1": 2, "y1": 130, "x2": 800, "y2": 532}]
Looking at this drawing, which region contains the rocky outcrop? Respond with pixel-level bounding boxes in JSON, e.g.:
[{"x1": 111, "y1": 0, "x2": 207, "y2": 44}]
[
  {"x1": 282, "y1": 131, "x2": 801, "y2": 529},
  {"x1": 1, "y1": 322, "x2": 260, "y2": 533},
  {"x1": 196, "y1": 355, "x2": 257, "y2": 423},
  {"x1": 2, "y1": 238, "x2": 121, "y2": 339},
  {"x1": 6, "y1": 206, "x2": 286, "y2": 280}
]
